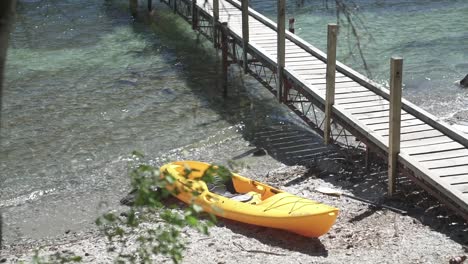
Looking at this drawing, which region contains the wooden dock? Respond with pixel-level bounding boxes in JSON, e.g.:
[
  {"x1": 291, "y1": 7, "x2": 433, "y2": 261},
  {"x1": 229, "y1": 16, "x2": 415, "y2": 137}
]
[{"x1": 141, "y1": 0, "x2": 468, "y2": 220}]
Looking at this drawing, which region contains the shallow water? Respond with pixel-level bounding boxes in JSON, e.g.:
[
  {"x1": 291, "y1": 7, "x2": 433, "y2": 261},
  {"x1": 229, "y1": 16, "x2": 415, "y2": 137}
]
[
  {"x1": 1, "y1": 0, "x2": 296, "y2": 244},
  {"x1": 1, "y1": 0, "x2": 467, "y2": 245}
]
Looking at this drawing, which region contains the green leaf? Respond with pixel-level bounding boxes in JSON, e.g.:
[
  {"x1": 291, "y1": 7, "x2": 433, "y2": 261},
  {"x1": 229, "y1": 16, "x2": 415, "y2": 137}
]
[
  {"x1": 131, "y1": 150, "x2": 144, "y2": 158},
  {"x1": 164, "y1": 173, "x2": 176, "y2": 184},
  {"x1": 191, "y1": 204, "x2": 203, "y2": 214},
  {"x1": 185, "y1": 215, "x2": 198, "y2": 227},
  {"x1": 200, "y1": 225, "x2": 209, "y2": 235},
  {"x1": 95, "y1": 152, "x2": 214, "y2": 264},
  {"x1": 103, "y1": 212, "x2": 116, "y2": 222},
  {"x1": 115, "y1": 227, "x2": 124, "y2": 237},
  {"x1": 208, "y1": 213, "x2": 217, "y2": 224},
  {"x1": 70, "y1": 256, "x2": 83, "y2": 262}
]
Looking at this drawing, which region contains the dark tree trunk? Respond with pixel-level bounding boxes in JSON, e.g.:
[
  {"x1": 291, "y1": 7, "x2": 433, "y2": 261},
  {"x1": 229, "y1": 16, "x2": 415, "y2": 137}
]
[
  {"x1": 0, "y1": 0, "x2": 16, "y2": 114},
  {"x1": 0, "y1": 0, "x2": 16, "y2": 250}
]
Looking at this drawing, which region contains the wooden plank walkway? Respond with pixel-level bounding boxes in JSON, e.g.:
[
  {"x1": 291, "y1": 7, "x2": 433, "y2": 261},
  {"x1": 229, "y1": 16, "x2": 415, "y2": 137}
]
[{"x1": 157, "y1": 0, "x2": 468, "y2": 219}]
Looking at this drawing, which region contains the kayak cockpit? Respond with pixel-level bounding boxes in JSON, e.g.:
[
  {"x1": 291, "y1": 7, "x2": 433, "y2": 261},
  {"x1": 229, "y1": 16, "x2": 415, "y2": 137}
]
[{"x1": 163, "y1": 161, "x2": 282, "y2": 202}]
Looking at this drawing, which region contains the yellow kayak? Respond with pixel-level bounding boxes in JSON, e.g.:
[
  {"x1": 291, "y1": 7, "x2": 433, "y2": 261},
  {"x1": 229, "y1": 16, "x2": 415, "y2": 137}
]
[{"x1": 160, "y1": 160, "x2": 338, "y2": 237}]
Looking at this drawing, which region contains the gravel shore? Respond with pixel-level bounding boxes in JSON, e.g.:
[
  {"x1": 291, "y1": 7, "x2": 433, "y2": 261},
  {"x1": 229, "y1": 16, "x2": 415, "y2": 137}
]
[
  {"x1": 2, "y1": 160, "x2": 467, "y2": 263},
  {"x1": 2, "y1": 126, "x2": 467, "y2": 263}
]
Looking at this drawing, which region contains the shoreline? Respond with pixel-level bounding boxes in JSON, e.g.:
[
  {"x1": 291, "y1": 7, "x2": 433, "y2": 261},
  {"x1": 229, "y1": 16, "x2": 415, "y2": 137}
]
[{"x1": 2, "y1": 155, "x2": 466, "y2": 263}]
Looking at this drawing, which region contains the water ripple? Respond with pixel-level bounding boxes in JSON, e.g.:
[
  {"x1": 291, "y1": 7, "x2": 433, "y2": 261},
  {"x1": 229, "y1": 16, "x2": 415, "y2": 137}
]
[{"x1": 0, "y1": 188, "x2": 57, "y2": 208}]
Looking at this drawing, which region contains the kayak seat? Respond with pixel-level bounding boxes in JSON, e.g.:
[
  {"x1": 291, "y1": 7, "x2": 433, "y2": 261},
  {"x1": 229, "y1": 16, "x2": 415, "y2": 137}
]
[
  {"x1": 207, "y1": 178, "x2": 254, "y2": 203},
  {"x1": 228, "y1": 193, "x2": 254, "y2": 202}
]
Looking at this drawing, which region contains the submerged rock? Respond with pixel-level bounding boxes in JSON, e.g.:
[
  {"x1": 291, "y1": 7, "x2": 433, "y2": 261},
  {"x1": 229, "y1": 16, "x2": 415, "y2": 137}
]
[
  {"x1": 459, "y1": 74, "x2": 468, "y2": 88},
  {"x1": 117, "y1": 78, "x2": 138, "y2": 87},
  {"x1": 120, "y1": 188, "x2": 137, "y2": 206}
]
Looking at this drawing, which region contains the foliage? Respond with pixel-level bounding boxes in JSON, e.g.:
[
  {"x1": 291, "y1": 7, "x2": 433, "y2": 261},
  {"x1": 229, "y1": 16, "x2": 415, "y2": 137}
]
[
  {"x1": 201, "y1": 164, "x2": 233, "y2": 186},
  {"x1": 29, "y1": 249, "x2": 82, "y2": 264},
  {"x1": 29, "y1": 153, "x2": 230, "y2": 263},
  {"x1": 95, "y1": 152, "x2": 223, "y2": 263}
]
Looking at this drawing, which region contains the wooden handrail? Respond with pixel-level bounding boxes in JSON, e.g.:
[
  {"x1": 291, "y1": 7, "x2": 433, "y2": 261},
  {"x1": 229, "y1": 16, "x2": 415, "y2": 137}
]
[{"x1": 223, "y1": 0, "x2": 468, "y2": 149}]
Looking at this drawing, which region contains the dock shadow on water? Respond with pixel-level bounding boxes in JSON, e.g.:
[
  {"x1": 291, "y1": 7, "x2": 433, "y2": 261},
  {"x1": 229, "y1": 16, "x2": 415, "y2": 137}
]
[
  {"x1": 121, "y1": 4, "x2": 314, "y2": 135},
  {"x1": 125, "y1": 2, "x2": 340, "y2": 164}
]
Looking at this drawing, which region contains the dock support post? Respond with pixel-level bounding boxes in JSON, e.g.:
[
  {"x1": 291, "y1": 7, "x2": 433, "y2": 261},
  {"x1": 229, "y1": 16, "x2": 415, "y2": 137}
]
[
  {"x1": 130, "y1": 0, "x2": 138, "y2": 17},
  {"x1": 221, "y1": 22, "x2": 228, "y2": 98},
  {"x1": 324, "y1": 24, "x2": 338, "y2": 145},
  {"x1": 148, "y1": 0, "x2": 152, "y2": 10},
  {"x1": 388, "y1": 57, "x2": 403, "y2": 196},
  {"x1": 277, "y1": 0, "x2": 285, "y2": 103},
  {"x1": 173, "y1": 0, "x2": 177, "y2": 13},
  {"x1": 365, "y1": 145, "x2": 371, "y2": 172},
  {"x1": 289, "y1": 18, "x2": 295, "y2": 33},
  {"x1": 213, "y1": 0, "x2": 219, "y2": 48},
  {"x1": 241, "y1": 0, "x2": 249, "y2": 73},
  {"x1": 192, "y1": 0, "x2": 198, "y2": 30}
]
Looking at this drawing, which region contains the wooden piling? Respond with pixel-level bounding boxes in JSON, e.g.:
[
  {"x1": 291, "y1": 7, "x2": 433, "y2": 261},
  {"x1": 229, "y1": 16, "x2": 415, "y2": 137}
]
[
  {"x1": 129, "y1": 0, "x2": 138, "y2": 17},
  {"x1": 388, "y1": 57, "x2": 403, "y2": 195},
  {"x1": 232, "y1": 38, "x2": 237, "y2": 63},
  {"x1": 324, "y1": 24, "x2": 338, "y2": 145},
  {"x1": 148, "y1": 0, "x2": 152, "y2": 10},
  {"x1": 365, "y1": 145, "x2": 371, "y2": 172},
  {"x1": 241, "y1": 0, "x2": 249, "y2": 74},
  {"x1": 192, "y1": 0, "x2": 198, "y2": 30},
  {"x1": 277, "y1": 0, "x2": 285, "y2": 103},
  {"x1": 288, "y1": 18, "x2": 295, "y2": 34},
  {"x1": 173, "y1": 0, "x2": 177, "y2": 13},
  {"x1": 213, "y1": 0, "x2": 219, "y2": 47},
  {"x1": 221, "y1": 22, "x2": 229, "y2": 97}
]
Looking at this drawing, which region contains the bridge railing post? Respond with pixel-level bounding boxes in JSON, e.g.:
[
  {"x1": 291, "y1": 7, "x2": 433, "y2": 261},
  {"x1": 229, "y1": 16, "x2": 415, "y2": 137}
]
[
  {"x1": 324, "y1": 24, "x2": 338, "y2": 145},
  {"x1": 192, "y1": 0, "x2": 198, "y2": 30},
  {"x1": 221, "y1": 22, "x2": 229, "y2": 97},
  {"x1": 388, "y1": 57, "x2": 403, "y2": 196},
  {"x1": 277, "y1": 0, "x2": 285, "y2": 103},
  {"x1": 241, "y1": 0, "x2": 249, "y2": 73},
  {"x1": 213, "y1": 0, "x2": 219, "y2": 47}
]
